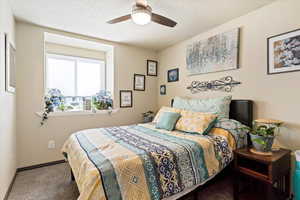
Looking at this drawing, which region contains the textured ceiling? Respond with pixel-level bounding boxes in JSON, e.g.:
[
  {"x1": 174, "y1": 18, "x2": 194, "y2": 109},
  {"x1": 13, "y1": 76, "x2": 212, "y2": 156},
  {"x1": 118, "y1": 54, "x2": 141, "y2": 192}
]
[{"x1": 10, "y1": 0, "x2": 276, "y2": 50}]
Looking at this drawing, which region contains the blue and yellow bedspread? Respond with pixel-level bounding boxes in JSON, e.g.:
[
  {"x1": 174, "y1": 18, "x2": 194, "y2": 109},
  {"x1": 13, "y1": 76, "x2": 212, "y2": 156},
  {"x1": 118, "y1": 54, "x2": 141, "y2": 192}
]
[{"x1": 62, "y1": 121, "x2": 247, "y2": 200}]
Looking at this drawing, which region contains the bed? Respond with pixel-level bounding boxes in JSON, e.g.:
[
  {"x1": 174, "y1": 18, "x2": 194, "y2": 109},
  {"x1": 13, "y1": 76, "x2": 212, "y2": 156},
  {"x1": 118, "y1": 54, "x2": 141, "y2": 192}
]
[{"x1": 62, "y1": 99, "x2": 253, "y2": 200}]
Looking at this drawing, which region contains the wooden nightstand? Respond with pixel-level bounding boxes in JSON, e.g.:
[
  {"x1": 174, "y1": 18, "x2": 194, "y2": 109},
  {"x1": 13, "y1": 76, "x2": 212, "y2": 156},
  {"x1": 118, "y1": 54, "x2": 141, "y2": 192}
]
[{"x1": 233, "y1": 148, "x2": 291, "y2": 200}]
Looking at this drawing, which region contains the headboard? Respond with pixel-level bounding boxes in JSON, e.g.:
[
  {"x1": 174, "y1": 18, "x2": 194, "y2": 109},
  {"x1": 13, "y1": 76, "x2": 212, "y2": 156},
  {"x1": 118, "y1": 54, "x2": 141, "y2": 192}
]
[{"x1": 171, "y1": 99, "x2": 253, "y2": 127}]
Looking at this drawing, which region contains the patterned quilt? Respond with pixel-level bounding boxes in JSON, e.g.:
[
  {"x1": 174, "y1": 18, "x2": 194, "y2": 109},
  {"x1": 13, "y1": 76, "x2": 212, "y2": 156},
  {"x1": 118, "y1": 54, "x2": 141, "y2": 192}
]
[{"x1": 62, "y1": 120, "x2": 247, "y2": 200}]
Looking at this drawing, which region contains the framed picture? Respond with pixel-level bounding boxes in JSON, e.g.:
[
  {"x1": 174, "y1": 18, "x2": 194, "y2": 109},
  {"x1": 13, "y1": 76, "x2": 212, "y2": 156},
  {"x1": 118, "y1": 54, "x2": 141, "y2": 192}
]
[
  {"x1": 168, "y1": 68, "x2": 179, "y2": 82},
  {"x1": 5, "y1": 33, "x2": 16, "y2": 93},
  {"x1": 120, "y1": 90, "x2": 133, "y2": 108},
  {"x1": 0, "y1": 33, "x2": 4, "y2": 92},
  {"x1": 133, "y1": 74, "x2": 145, "y2": 91},
  {"x1": 186, "y1": 28, "x2": 239, "y2": 75},
  {"x1": 268, "y1": 29, "x2": 300, "y2": 74},
  {"x1": 147, "y1": 60, "x2": 158, "y2": 76},
  {"x1": 160, "y1": 85, "x2": 166, "y2": 95}
]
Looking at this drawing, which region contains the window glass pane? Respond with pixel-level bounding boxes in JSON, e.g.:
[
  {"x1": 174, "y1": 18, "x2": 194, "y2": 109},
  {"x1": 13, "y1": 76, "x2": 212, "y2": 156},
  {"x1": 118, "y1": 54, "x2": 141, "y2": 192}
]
[
  {"x1": 46, "y1": 53, "x2": 108, "y2": 112},
  {"x1": 77, "y1": 60, "x2": 104, "y2": 96},
  {"x1": 47, "y1": 57, "x2": 75, "y2": 96}
]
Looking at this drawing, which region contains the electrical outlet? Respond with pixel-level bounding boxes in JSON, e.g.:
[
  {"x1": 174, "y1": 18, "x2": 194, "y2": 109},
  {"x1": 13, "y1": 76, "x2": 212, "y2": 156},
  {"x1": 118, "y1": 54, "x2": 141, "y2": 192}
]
[{"x1": 48, "y1": 140, "x2": 56, "y2": 149}]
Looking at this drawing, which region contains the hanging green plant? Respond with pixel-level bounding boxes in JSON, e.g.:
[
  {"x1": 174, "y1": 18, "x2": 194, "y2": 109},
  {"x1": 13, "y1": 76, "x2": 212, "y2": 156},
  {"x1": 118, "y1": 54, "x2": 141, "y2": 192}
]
[{"x1": 41, "y1": 89, "x2": 63, "y2": 125}]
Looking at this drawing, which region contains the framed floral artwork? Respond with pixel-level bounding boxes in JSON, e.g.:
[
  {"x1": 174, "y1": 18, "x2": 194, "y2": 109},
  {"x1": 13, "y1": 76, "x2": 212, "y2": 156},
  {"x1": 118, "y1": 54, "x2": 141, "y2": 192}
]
[
  {"x1": 168, "y1": 68, "x2": 179, "y2": 82},
  {"x1": 268, "y1": 29, "x2": 300, "y2": 74}
]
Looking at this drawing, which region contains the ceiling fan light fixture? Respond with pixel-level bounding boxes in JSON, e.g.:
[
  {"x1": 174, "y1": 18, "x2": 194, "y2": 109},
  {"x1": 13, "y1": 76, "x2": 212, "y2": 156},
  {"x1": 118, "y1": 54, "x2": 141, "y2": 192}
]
[
  {"x1": 131, "y1": 5, "x2": 152, "y2": 25},
  {"x1": 107, "y1": 2, "x2": 177, "y2": 28}
]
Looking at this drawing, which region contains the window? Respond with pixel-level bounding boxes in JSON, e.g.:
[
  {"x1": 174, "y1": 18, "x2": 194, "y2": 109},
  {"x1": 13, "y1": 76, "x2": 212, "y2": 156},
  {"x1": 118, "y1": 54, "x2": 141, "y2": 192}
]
[
  {"x1": 44, "y1": 32, "x2": 115, "y2": 113},
  {"x1": 46, "y1": 54, "x2": 106, "y2": 111}
]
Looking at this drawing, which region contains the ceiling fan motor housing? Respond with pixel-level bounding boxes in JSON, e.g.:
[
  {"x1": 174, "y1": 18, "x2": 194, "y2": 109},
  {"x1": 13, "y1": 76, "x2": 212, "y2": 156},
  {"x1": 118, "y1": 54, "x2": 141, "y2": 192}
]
[{"x1": 132, "y1": 4, "x2": 152, "y2": 16}]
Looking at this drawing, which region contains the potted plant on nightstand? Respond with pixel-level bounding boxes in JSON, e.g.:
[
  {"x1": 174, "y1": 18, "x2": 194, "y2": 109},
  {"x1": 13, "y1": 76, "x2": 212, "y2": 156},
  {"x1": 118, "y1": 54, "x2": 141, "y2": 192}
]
[{"x1": 242, "y1": 119, "x2": 283, "y2": 155}]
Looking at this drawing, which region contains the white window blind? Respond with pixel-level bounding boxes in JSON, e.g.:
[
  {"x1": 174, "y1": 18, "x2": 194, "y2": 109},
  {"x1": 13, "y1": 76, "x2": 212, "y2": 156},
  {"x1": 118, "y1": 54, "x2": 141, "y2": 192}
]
[{"x1": 46, "y1": 54, "x2": 106, "y2": 97}]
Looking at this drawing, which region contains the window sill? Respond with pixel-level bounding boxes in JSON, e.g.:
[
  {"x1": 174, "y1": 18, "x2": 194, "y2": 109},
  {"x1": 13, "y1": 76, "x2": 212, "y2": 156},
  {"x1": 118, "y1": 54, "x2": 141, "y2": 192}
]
[{"x1": 35, "y1": 109, "x2": 119, "y2": 117}]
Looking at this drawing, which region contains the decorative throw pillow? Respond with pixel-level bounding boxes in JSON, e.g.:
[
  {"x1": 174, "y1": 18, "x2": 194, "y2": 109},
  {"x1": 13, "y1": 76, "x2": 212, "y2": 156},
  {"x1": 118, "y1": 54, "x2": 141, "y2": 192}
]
[
  {"x1": 212, "y1": 118, "x2": 249, "y2": 149},
  {"x1": 172, "y1": 96, "x2": 232, "y2": 119},
  {"x1": 153, "y1": 106, "x2": 182, "y2": 123},
  {"x1": 155, "y1": 112, "x2": 181, "y2": 131},
  {"x1": 175, "y1": 110, "x2": 218, "y2": 135}
]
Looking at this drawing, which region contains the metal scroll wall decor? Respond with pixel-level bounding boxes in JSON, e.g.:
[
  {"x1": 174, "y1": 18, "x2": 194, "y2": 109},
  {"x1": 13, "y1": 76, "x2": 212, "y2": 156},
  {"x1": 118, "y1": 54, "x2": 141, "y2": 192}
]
[{"x1": 187, "y1": 76, "x2": 241, "y2": 93}]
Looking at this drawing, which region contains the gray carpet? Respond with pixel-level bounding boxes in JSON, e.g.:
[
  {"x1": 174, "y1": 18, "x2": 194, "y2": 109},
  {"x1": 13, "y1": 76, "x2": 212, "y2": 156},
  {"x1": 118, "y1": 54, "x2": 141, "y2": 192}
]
[
  {"x1": 8, "y1": 163, "x2": 79, "y2": 200},
  {"x1": 7, "y1": 163, "x2": 233, "y2": 200}
]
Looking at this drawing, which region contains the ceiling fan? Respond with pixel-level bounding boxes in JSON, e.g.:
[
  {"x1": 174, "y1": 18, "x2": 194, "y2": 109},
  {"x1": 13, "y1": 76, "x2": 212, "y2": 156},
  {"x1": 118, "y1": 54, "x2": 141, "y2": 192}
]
[{"x1": 107, "y1": 0, "x2": 177, "y2": 27}]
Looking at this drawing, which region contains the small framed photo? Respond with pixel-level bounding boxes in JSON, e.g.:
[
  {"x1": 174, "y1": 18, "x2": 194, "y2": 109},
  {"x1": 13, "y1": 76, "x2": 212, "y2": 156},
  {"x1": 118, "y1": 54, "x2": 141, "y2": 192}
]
[
  {"x1": 147, "y1": 60, "x2": 158, "y2": 76},
  {"x1": 134, "y1": 74, "x2": 145, "y2": 91},
  {"x1": 120, "y1": 90, "x2": 133, "y2": 108},
  {"x1": 5, "y1": 33, "x2": 16, "y2": 93},
  {"x1": 268, "y1": 29, "x2": 300, "y2": 74},
  {"x1": 168, "y1": 68, "x2": 179, "y2": 82},
  {"x1": 160, "y1": 85, "x2": 166, "y2": 95}
]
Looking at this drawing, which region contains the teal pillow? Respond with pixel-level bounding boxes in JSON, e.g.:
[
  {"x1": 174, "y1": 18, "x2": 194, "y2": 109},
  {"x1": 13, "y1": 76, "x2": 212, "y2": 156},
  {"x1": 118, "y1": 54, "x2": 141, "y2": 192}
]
[
  {"x1": 156, "y1": 112, "x2": 181, "y2": 131},
  {"x1": 172, "y1": 96, "x2": 232, "y2": 119}
]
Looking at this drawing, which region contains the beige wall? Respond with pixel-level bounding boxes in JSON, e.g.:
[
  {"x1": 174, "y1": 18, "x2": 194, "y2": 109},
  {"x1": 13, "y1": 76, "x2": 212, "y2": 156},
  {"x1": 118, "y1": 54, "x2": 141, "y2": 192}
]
[
  {"x1": 45, "y1": 42, "x2": 106, "y2": 60},
  {"x1": 0, "y1": 0, "x2": 16, "y2": 199},
  {"x1": 16, "y1": 22, "x2": 158, "y2": 168},
  {"x1": 158, "y1": 0, "x2": 300, "y2": 151},
  {"x1": 13, "y1": 0, "x2": 300, "y2": 171}
]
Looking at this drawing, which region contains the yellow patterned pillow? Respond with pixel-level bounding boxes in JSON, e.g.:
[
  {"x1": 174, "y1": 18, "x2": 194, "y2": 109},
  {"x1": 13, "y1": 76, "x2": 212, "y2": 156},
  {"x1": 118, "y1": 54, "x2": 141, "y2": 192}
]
[
  {"x1": 153, "y1": 106, "x2": 182, "y2": 123},
  {"x1": 175, "y1": 110, "x2": 217, "y2": 135}
]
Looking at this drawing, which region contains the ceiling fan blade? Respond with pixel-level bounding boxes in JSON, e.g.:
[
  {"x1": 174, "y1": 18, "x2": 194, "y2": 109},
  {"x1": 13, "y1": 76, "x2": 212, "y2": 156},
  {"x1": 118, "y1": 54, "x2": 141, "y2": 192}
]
[
  {"x1": 135, "y1": 0, "x2": 148, "y2": 7},
  {"x1": 107, "y1": 15, "x2": 131, "y2": 24},
  {"x1": 151, "y1": 13, "x2": 177, "y2": 27}
]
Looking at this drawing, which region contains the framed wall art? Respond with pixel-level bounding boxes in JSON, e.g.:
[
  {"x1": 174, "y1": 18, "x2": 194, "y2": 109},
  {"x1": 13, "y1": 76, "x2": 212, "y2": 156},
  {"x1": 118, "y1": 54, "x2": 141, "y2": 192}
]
[
  {"x1": 147, "y1": 60, "x2": 158, "y2": 76},
  {"x1": 160, "y1": 85, "x2": 166, "y2": 95},
  {"x1": 268, "y1": 29, "x2": 300, "y2": 74},
  {"x1": 120, "y1": 90, "x2": 133, "y2": 108},
  {"x1": 186, "y1": 28, "x2": 240, "y2": 75},
  {"x1": 5, "y1": 33, "x2": 16, "y2": 93},
  {"x1": 133, "y1": 74, "x2": 145, "y2": 91},
  {"x1": 167, "y1": 68, "x2": 179, "y2": 82},
  {"x1": 0, "y1": 33, "x2": 4, "y2": 92}
]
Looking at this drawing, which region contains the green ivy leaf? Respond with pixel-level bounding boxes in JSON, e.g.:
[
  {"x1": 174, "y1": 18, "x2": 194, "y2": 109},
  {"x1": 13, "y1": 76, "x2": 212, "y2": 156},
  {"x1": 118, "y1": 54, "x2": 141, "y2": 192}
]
[{"x1": 252, "y1": 138, "x2": 266, "y2": 147}]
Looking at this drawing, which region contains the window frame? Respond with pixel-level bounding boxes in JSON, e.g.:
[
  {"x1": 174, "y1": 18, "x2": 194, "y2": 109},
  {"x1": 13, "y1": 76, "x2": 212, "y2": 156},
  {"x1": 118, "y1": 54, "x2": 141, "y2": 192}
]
[{"x1": 45, "y1": 53, "x2": 107, "y2": 98}]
